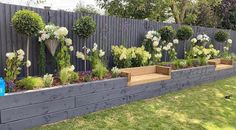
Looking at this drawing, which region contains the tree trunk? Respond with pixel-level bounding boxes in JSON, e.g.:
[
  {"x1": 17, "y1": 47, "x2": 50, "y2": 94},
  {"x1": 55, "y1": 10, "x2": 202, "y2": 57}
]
[
  {"x1": 83, "y1": 39, "x2": 87, "y2": 71},
  {"x1": 26, "y1": 36, "x2": 30, "y2": 76}
]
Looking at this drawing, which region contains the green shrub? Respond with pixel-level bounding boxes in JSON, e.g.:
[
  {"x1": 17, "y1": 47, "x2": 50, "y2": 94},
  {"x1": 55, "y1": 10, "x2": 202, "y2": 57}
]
[
  {"x1": 16, "y1": 77, "x2": 44, "y2": 90},
  {"x1": 73, "y1": 16, "x2": 96, "y2": 39},
  {"x1": 12, "y1": 9, "x2": 45, "y2": 36},
  {"x1": 92, "y1": 60, "x2": 108, "y2": 79},
  {"x1": 214, "y1": 30, "x2": 229, "y2": 42},
  {"x1": 59, "y1": 67, "x2": 79, "y2": 85},
  {"x1": 43, "y1": 74, "x2": 54, "y2": 87},
  {"x1": 158, "y1": 26, "x2": 176, "y2": 42},
  {"x1": 176, "y1": 25, "x2": 194, "y2": 40}
]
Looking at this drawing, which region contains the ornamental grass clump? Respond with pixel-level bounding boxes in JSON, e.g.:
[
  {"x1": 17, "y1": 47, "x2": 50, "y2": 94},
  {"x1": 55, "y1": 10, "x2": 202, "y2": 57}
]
[
  {"x1": 12, "y1": 9, "x2": 45, "y2": 76},
  {"x1": 73, "y1": 16, "x2": 96, "y2": 71}
]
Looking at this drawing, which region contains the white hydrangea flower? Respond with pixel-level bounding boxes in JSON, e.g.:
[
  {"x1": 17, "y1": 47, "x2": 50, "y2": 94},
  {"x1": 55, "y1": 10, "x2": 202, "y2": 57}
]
[
  {"x1": 209, "y1": 44, "x2": 214, "y2": 48},
  {"x1": 167, "y1": 42, "x2": 173, "y2": 47},
  {"x1": 26, "y1": 60, "x2": 31, "y2": 68},
  {"x1": 153, "y1": 41, "x2": 159, "y2": 47},
  {"x1": 111, "y1": 66, "x2": 120, "y2": 74},
  {"x1": 54, "y1": 27, "x2": 68, "y2": 37},
  {"x1": 6, "y1": 52, "x2": 15, "y2": 60},
  {"x1": 17, "y1": 55, "x2": 24, "y2": 61},
  {"x1": 99, "y1": 49, "x2": 105, "y2": 57},
  {"x1": 69, "y1": 46, "x2": 74, "y2": 51},
  {"x1": 163, "y1": 46, "x2": 168, "y2": 51},
  {"x1": 191, "y1": 38, "x2": 197, "y2": 43},
  {"x1": 38, "y1": 37, "x2": 42, "y2": 42},
  {"x1": 70, "y1": 65, "x2": 75, "y2": 71},
  {"x1": 65, "y1": 38, "x2": 72, "y2": 46},
  {"x1": 76, "y1": 52, "x2": 85, "y2": 60},
  {"x1": 173, "y1": 39, "x2": 179, "y2": 44},
  {"x1": 17, "y1": 49, "x2": 25, "y2": 56},
  {"x1": 228, "y1": 39, "x2": 233, "y2": 44},
  {"x1": 155, "y1": 47, "x2": 162, "y2": 52},
  {"x1": 155, "y1": 53, "x2": 162, "y2": 58},
  {"x1": 119, "y1": 52, "x2": 127, "y2": 60},
  {"x1": 41, "y1": 33, "x2": 50, "y2": 41},
  {"x1": 197, "y1": 34, "x2": 203, "y2": 40},
  {"x1": 86, "y1": 48, "x2": 91, "y2": 54},
  {"x1": 92, "y1": 43, "x2": 98, "y2": 52}
]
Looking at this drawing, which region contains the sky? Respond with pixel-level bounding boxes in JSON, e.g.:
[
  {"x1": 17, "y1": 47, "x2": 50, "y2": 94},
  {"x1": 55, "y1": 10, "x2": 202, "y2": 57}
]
[{"x1": 0, "y1": 0, "x2": 101, "y2": 12}]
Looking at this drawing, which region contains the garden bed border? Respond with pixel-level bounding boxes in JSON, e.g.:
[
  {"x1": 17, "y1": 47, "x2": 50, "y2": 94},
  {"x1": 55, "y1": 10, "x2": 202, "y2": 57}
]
[{"x1": 0, "y1": 63, "x2": 236, "y2": 130}]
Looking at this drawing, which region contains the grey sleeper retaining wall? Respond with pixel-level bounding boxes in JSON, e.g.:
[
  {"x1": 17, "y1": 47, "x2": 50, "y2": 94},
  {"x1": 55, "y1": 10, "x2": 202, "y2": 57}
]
[{"x1": 1, "y1": 64, "x2": 236, "y2": 130}]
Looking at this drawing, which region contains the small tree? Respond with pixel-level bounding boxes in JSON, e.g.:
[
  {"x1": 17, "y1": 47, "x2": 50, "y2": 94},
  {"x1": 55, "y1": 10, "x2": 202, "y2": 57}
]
[
  {"x1": 12, "y1": 9, "x2": 45, "y2": 76},
  {"x1": 73, "y1": 16, "x2": 96, "y2": 71},
  {"x1": 176, "y1": 25, "x2": 194, "y2": 58},
  {"x1": 158, "y1": 26, "x2": 176, "y2": 42}
]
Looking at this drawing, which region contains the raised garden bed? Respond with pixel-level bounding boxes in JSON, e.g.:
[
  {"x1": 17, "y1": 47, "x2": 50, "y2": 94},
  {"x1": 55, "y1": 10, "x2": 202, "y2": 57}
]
[
  {"x1": 208, "y1": 59, "x2": 233, "y2": 71},
  {"x1": 0, "y1": 63, "x2": 236, "y2": 130}
]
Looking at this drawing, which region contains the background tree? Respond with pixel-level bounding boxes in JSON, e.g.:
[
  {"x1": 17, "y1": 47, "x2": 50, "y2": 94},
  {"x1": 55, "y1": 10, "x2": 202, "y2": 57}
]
[{"x1": 74, "y1": 1, "x2": 99, "y2": 14}]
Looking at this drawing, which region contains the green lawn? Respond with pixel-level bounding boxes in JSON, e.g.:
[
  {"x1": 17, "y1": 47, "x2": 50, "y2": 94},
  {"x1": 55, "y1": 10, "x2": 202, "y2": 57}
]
[{"x1": 31, "y1": 77, "x2": 236, "y2": 130}]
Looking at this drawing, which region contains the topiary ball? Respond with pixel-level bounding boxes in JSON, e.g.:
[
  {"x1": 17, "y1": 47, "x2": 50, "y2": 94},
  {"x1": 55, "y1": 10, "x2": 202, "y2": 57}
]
[
  {"x1": 176, "y1": 25, "x2": 194, "y2": 40},
  {"x1": 73, "y1": 16, "x2": 96, "y2": 39},
  {"x1": 214, "y1": 30, "x2": 229, "y2": 42},
  {"x1": 158, "y1": 26, "x2": 176, "y2": 42},
  {"x1": 12, "y1": 9, "x2": 45, "y2": 36}
]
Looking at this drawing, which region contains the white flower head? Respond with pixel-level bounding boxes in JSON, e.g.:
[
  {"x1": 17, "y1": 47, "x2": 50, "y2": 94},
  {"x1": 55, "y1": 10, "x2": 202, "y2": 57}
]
[
  {"x1": 111, "y1": 66, "x2": 120, "y2": 74},
  {"x1": 65, "y1": 38, "x2": 72, "y2": 46},
  {"x1": 228, "y1": 39, "x2": 233, "y2": 44},
  {"x1": 99, "y1": 49, "x2": 105, "y2": 57},
  {"x1": 86, "y1": 48, "x2": 91, "y2": 54},
  {"x1": 17, "y1": 55, "x2": 24, "y2": 61},
  {"x1": 167, "y1": 42, "x2": 173, "y2": 47},
  {"x1": 76, "y1": 51, "x2": 85, "y2": 60},
  {"x1": 173, "y1": 39, "x2": 179, "y2": 44},
  {"x1": 153, "y1": 41, "x2": 159, "y2": 47},
  {"x1": 17, "y1": 49, "x2": 25, "y2": 56},
  {"x1": 54, "y1": 27, "x2": 68, "y2": 37},
  {"x1": 92, "y1": 43, "x2": 98, "y2": 52},
  {"x1": 70, "y1": 65, "x2": 75, "y2": 71},
  {"x1": 191, "y1": 38, "x2": 197, "y2": 43},
  {"x1": 69, "y1": 46, "x2": 74, "y2": 51},
  {"x1": 155, "y1": 47, "x2": 161, "y2": 52},
  {"x1": 197, "y1": 34, "x2": 203, "y2": 40},
  {"x1": 6, "y1": 52, "x2": 15, "y2": 60},
  {"x1": 26, "y1": 60, "x2": 31, "y2": 68}
]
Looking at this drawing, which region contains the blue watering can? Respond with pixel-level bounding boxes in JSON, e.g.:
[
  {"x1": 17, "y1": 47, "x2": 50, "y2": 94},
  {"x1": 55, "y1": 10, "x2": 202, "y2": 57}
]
[{"x1": 0, "y1": 77, "x2": 5, "y2": 96}]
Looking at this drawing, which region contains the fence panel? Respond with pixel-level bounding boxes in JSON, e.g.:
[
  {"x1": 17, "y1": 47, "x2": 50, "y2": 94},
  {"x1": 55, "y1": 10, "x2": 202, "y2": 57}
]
[{"x1": 1, "y1": 3, "x2": 236, "y2": 77}]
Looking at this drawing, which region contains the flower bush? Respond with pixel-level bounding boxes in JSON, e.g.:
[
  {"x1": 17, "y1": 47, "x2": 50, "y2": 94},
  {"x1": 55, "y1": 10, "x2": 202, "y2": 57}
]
[
  {"x1": 223, "y1": 39, "x2": 233, "y2": 58},
  {"x1": 43, "y1": 74, "x2": 54, "y2": 87},
  {"x1": 111, "y1": 66, "x2": 120, "y2": 78},
  {"x1": 162, "y1": 39, "x2": 179, "y2": 62},
  {"x1": 4, "y1": 49, "x2": 31, "y2": 82},
  {"x1": 111, "y1": 45, "x2": 151, "y2": 68},
  {"x1": 77, "y1": 43, "x2": 108, "y2": 79},
  {"x1": 59, "y1": 65, "x2": 79, "y2": 85},
  {"x1": 142, "y1": 30, "x2": 162, "y2": 64}
]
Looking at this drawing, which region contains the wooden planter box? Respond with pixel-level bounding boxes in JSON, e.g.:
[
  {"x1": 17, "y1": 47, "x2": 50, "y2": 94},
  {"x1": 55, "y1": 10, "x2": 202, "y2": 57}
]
[
  {"x1": 120, "y1": 65, "x2": 171, "y2": 86},
  {"x1": 208, "y1": 59, "x2": 233, "y2": 71}
]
